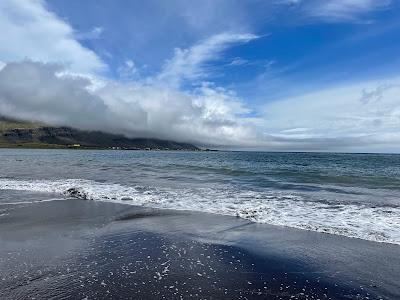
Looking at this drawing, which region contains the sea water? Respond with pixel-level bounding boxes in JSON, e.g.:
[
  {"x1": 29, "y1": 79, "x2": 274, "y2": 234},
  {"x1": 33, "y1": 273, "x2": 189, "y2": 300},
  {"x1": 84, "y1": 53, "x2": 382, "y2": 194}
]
[{"x1": 0, "y1": 149, "x2": 399, "y2": 244}]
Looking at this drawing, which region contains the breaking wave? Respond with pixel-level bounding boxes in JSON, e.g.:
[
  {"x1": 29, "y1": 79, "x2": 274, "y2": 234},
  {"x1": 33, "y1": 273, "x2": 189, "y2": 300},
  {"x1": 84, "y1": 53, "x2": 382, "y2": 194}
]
[{"x1": 0, "y1": 178, "x2": 399, "y2": 245}]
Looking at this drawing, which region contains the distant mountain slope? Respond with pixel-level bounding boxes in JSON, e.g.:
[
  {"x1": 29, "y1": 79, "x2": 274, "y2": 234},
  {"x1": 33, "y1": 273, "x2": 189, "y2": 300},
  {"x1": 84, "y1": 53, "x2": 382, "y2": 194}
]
[{"x1": 0, "y1": 117, "x2": 199, "y2": 150}]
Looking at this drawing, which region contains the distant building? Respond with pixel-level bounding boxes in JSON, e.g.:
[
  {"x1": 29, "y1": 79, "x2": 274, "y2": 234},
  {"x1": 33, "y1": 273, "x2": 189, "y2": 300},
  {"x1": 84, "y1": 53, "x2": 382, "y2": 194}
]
[{"x1": 68, "y1": 144, "x2": 81, "y2": 148}]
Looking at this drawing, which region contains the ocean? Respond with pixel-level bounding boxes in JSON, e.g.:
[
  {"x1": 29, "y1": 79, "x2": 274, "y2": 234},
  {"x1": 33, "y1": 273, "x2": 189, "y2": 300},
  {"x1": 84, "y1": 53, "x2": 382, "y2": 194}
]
[{"x1": 1, "y1": 149, "x2": 399, "y2": 245}]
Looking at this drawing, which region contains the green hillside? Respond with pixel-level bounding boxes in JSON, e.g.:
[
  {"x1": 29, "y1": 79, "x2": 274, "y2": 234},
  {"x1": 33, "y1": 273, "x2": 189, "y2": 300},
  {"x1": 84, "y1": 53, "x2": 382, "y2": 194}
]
[{"x1": 0, "y1": 117, "x2": 199, "y2": 151}]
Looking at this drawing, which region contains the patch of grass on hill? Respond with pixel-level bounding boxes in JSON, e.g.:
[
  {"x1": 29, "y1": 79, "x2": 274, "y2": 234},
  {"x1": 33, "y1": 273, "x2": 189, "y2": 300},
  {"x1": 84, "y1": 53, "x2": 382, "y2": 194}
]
[{"x1": 0, "y1": 118, "x2": 44, "y2": 131}]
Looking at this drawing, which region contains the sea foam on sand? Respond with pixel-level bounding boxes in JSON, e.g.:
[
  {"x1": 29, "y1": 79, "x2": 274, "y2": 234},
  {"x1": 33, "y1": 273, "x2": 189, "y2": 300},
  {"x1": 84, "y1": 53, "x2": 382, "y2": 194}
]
[{"x1": 0, "y1": 178, "x2": 399, "y2": 245}]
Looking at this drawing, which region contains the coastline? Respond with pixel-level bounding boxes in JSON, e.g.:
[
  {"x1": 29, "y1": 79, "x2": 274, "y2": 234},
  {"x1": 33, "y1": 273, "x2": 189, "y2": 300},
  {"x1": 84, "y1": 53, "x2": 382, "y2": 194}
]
[
  {"x1": 0, "y1": 198, "x2": 398, "y2": 299},
  {"x1": 0, "y1": 144, "x2": 203, "y2": 151}
]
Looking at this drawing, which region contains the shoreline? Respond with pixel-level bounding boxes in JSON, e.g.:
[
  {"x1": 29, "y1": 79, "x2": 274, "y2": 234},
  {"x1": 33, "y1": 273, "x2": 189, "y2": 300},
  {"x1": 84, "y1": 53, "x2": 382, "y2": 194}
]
[
  {"x1": 1, "y1": 198, "x2": 399, "y2": 299},
  {"x1": 2, "y1": 146, "x2": 400, "y2": 155},
  {"x1": 106, "y1": 201, "x2": 400, "y2": 246},
  {"x1": 0, "y1": 144, "x2": 205, "y2": 151},
  {"x1": 1, "y1": 173, "x2": 398, "y2": 246}
]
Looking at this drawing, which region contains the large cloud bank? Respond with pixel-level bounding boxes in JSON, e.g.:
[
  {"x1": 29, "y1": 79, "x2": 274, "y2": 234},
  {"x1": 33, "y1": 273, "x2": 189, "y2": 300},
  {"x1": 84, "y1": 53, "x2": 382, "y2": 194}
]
[
  {"x1": 3, "y1": 59, "x2": 399, "y2": 151},
  {"x1": 0, "y1": 61, "x2": 260, "y2": 147}
]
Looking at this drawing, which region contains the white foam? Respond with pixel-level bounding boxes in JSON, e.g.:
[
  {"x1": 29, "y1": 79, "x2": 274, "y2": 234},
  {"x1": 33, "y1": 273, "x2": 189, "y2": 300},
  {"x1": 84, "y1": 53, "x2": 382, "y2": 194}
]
[{"x1": 1, "y1": 178, "x2": 399, "y2": 245}]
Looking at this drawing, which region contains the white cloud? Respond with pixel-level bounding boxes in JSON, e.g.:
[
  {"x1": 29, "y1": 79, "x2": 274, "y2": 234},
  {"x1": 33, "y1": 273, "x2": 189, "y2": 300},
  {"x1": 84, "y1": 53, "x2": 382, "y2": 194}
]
[
  {"x1": 75, "y1": 26, "x2": 104, "y2": 40},
  {"x1": 359, "y1": 84, "x2": 399, "y2": 104},
  {"x1": 302, "y1": 0, "x2": 392, "y2": 22},
  {"x1": 280, "y1": 0, "x2": 392, "y2": 22},
  {"x1": 0, "y1": 61, "x2": 261, "y2": 147},
  {"x1": 229, "y1": 57, "x2": 250, "y2": 66},
  {"x1": 260, "y1": 77, "x2": 400, "y2": 151},
  {"x1": 157, "y1": 33, "x2": 259, "y2": 87},
  {"x1": 0, "y1": 0, "x2": 105, "y2": 73},
  {"x1": 117, "y1": 60, "x2": 139, "y2": 80},
  {"x1": 0, "y1": 62, "x2": 109, "y2": 128}
]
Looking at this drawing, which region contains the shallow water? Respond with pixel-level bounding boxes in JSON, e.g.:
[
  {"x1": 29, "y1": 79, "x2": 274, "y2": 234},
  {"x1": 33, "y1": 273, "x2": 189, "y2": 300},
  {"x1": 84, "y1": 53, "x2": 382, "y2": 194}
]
[{"x1": 0, "y1": 149, "x2": 399, "y2": 244}]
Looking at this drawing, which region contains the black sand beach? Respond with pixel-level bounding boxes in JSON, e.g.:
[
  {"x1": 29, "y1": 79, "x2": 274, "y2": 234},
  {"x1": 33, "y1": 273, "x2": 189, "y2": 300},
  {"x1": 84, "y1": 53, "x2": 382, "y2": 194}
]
[{"x1": 0, "y1": 197, "x2": 399, "y2": 299}]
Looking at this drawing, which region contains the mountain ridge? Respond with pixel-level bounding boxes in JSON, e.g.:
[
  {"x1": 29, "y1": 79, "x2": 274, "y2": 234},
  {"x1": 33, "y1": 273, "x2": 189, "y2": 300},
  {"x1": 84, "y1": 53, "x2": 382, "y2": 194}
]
[{"x1": 0, "y1": 117, "x2": 200, "y2": 151}]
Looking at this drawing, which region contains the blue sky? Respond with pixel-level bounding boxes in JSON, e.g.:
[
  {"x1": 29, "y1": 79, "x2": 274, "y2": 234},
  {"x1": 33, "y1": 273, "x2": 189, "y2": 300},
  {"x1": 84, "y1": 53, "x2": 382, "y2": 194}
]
[
  {"x1": 0, "y1": 0, "x2": 400, "y2": 151},
  {"x1": 46, "y1": 0, "x2": 400, "y2": 94}
]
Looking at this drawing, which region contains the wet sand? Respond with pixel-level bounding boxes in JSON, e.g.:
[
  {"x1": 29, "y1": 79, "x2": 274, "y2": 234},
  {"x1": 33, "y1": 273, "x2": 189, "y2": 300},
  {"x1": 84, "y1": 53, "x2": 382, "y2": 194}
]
[{"x1": 0, "y1": 198, "x2": 399, "y2": 299}]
